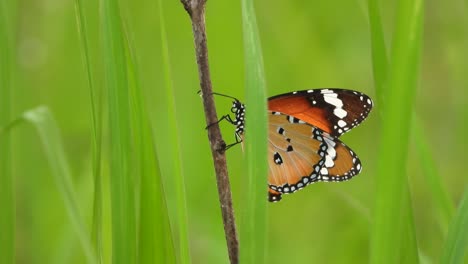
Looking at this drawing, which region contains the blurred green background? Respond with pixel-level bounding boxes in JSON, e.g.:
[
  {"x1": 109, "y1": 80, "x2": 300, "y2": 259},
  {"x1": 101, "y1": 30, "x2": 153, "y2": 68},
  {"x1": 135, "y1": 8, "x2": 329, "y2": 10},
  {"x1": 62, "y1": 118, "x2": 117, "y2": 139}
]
[{"x1": 2, "y1": 0, "x2": 467, "y2": 263}]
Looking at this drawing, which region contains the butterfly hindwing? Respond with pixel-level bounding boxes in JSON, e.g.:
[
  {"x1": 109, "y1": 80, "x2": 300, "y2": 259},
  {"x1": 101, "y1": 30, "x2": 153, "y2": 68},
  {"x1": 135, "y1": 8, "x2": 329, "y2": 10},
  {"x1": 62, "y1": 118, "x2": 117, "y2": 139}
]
[
  {"x1": 268, "y1": 89, "x2": 373, "y2": 137},
  {"x1": 268, "y1": 111, "x2": 326, "y2": 200},
  {"x1": 267, "y1": 111, "x2": 363, "y2": 201},
  {"x1": 315, "y1": 133, "x2": 362, "y2": 182}
]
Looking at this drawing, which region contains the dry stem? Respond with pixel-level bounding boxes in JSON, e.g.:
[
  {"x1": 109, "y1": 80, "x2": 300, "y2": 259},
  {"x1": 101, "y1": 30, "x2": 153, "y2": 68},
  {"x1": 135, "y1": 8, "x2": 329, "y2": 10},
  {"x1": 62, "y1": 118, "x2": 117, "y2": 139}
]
[{"x1": 180, "y1": 1, "x2": 239, "y2": 263}]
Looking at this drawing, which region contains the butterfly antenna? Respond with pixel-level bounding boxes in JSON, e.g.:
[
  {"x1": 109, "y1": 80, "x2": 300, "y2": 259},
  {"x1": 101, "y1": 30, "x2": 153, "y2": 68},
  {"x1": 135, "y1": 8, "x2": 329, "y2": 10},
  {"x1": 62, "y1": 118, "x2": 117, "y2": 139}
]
[
  {"x1": 211, "y1": 92, "x2": 240, "y2": 101},
  {"x1": 197, "y1": 90, "x2": 240, "y2": 101}
]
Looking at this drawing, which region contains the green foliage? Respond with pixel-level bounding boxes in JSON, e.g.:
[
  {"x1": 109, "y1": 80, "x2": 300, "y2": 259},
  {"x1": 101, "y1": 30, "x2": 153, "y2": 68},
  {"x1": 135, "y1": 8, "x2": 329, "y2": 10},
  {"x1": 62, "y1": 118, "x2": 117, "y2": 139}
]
[
  {"x1": 413, "y1": 117, "x2": 455, "y2": 234},
  {"x1": 240, "y1": 0, "x2": 268, "y2": 263},
  {"x1": 73, "y1": 0, "x2": 103, "y2": 261},
  {"x1": 125, "y1": 24, "x2": 176, "y2": 264},
  {"x1": 1, "y1": 0, "x2": 466, "y2": 263},
  {"x1": 23, "y1": 107, "x2": 97, "y2": 264},
  {"x1": 441, "y1": 186, "x2": 468, "y2": 264},
  {"x1": 101, "y1": 0, "x2": 138, "y2": 261},
  {"x1": 152, "y1": 0, "x2": 186, "y2": 262},
  {"x1": 370, "y1": 0, "x2": 424, "y2": 262},
  {"x1": 0, "y1": 1, "x2": 15, "y2": 262}
]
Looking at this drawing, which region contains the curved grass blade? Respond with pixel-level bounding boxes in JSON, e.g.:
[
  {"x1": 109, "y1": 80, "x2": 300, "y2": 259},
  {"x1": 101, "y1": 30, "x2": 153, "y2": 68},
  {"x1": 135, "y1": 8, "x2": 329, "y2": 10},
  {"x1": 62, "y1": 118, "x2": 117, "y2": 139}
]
[
  {"x1": 240, "y1": 0, "x2": 268, "y2": 263},
  {"x1": 73, "y1": 0, "x2": 104, "y2": 261},
  {"x1": 413, "y1": 116, "x2": 455, "y2": 233},
  {"x1": 20, "y1": 106, "x2": 97, "y2": 264},
  {"x1": 441, "y1": 186, "x2": 468, "y2": 264}
]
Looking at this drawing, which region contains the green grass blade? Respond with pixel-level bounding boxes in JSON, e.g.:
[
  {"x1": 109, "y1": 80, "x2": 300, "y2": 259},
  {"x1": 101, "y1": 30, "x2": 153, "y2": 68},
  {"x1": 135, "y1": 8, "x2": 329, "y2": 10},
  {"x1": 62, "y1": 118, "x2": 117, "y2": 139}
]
[
  {"x1": 400, "y1": 188, "x2": 420, "y2": 264},
  {"x1": 157, "y1": 1, "x2": 191, "y2": 262},
  {"x1": 369, "y1": 0, "x2": 454, "y2": 252},
  {"x1": 122, "y1": 20, "x2": 176, "y2": 264},
  {"x1": 101, "y1": 0, "x2": 137, "y2": 263},
  {"x1": 367, "y1": 3, "x2": 421, "y2": 258},
  {"x1": 240, "y1": 0, "x2": 268, "y2": 263},
  {"x1": 73, "y1": 0, "x2": 104, "y2": 261},
  {"x1": 440, "y1": 186, "x2": 468, "y2": 264},
  {"x1": 413, "y1": 116, "x2": 455, "y2": 233},
  {"x1": 0, "y1": 1, "x2": 15, "y2": 262},
  {"x1": 20, "y1": 106, "x2": 97, "y2": 264},
  {"x1": 370, "y1": 0, "x2": 424, "y2": 263},
  {"x1": 367, "y1": 0, "x2": 389, "y2": 104}
]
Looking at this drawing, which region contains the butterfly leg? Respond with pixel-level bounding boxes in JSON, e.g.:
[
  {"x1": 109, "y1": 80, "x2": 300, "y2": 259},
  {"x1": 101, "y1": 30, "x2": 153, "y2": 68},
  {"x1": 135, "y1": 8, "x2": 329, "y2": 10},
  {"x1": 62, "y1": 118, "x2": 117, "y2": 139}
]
[
  {"x1": 224, "y1": 131, "x2": 243, "y2": 150},
  {"x1": 205, "y1": 114, "x2": 235, "y2": 130}
]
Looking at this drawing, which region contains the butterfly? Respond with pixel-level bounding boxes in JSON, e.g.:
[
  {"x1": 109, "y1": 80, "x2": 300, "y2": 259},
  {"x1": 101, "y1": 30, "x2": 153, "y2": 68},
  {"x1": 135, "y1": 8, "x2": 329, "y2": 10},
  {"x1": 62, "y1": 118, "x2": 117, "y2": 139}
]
[{"x1": 219, "y1": 89, "x2": 373, "y2": 202}]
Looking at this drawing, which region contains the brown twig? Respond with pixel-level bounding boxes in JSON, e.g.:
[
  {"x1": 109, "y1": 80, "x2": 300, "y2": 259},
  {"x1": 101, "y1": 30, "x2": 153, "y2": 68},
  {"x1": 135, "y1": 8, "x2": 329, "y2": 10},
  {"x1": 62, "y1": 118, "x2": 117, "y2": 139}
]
[{"x1": 180, "y1": 0, "x2": 239, "y2": 263}]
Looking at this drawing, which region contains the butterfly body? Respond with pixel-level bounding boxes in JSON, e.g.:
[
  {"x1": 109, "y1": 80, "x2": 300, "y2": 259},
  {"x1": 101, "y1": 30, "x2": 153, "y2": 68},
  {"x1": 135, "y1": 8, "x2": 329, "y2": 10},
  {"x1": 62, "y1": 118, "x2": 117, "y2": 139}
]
[{"x1": 229, "y1": 89, "x2": 373, "y2": 202}]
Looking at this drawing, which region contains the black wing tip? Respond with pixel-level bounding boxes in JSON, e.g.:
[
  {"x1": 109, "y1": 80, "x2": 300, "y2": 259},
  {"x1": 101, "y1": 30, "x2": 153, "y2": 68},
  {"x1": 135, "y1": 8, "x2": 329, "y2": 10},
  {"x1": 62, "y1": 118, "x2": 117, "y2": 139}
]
[{"x1": 268, "y1": 192, "x2": 282, "y2": 202}]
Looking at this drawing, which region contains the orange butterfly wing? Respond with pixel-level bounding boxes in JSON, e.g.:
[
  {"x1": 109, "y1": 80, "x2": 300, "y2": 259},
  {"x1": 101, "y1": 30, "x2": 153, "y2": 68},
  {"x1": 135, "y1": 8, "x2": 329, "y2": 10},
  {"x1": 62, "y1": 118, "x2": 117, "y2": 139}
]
[
  {"x1": 267, "y1": 111, "x2": 362, "y2": 202},
  {"x1": 225, "y1": 89, "x2": 373, "y2": 202},
  {"x1": 268, "y1": 89, "x2": 373, "y2": 138}
]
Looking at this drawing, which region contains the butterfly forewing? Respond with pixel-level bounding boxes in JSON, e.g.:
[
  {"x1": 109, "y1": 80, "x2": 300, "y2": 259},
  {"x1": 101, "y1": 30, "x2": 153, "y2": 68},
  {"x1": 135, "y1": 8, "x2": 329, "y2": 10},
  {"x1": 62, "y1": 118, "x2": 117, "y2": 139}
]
[{"x1": 268, "y1": 89, "x2": 373, "y2": 137}]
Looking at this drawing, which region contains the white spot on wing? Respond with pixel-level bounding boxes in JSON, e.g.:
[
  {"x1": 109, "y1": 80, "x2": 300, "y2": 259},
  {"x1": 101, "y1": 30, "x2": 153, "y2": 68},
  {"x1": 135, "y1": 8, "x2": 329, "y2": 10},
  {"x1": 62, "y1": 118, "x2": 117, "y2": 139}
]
[
  {"x1": 320, "y1": 167, "x2": 329, "y2": 175},
  {"x1": 324, "y1": 136, "x2": 337, "y2": 148},
  {"x1": 334, "y1": 108, "x2": 347, "y2": 118},
  {"x1": 337, "y1": 120, "x2": 347, "y2": 128},
  {"x1": 324, "y1": 95, "x2": 343, "y2": 108},
  {"x1": 325, "y1": 156, "x2": 334, "y2": 167}
]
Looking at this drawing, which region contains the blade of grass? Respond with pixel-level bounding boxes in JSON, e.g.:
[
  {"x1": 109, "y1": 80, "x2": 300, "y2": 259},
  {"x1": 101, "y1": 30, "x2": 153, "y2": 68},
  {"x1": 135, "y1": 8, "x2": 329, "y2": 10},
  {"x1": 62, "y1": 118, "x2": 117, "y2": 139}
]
[
  {"x1": 73, "y1": 0, "x2": 104, "y2": 262},
  {"x1": 367, "y1": 3, "x2": 420, "y2": 261},
  {"x1": 19, "y1": 106, "x2": 96, "y2": 264},
  {"x1": 240, "y1": 0, "x2": 268, "y2": 263},
  {"x1": 100, "y1": 0, "x2": 137, "y2": 262},
  {"x1": 412, "y1": 116, "x2": 455, "y2": 233},
  {"x1": 0, "y1": 1, "x2": 15, "y2": 263},
  {"x1": 440, "y1": 185, "x2": 468, "y2": 264},
  {"x1": 368, "y1": 0, "x2": 454, "y2": 250},
  {"x1": 51, "y1": 164, "x2": 97, "y2": 264},
  {"x1": 367, "y1": 0, "x2": 388, "y2": 105},
  {"x1": 370, "y1": 0, "x2": 424, "y2": 263},
  {"x1": 122, "y1": 19, "x2": 176, "y2": 264},
  {"x1": 158, "y1": 1, "x2": 191, "y2": 263},
  {"x1": 400, "y1": 189, "x2": 420, "y2": 264}
]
